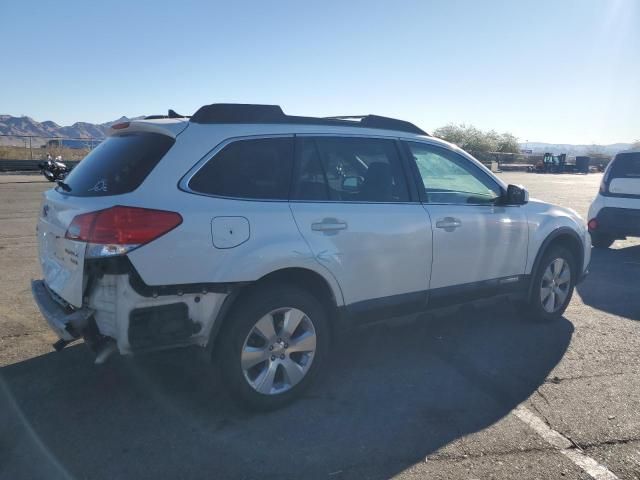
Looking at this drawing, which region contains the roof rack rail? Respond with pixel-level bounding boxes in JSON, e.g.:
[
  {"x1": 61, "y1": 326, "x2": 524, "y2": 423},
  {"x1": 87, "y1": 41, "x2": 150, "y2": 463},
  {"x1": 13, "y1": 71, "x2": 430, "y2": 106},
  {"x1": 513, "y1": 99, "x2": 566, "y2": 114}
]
[{"x1": 190, "y1": 103, "x2": 428, "y2": 135}]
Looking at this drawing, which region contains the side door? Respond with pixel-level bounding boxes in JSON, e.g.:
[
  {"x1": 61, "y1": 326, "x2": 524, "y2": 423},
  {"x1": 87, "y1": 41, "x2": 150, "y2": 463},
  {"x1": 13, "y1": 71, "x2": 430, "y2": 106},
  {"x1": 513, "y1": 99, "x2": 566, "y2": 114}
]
[
  {"x1": 402, "y1": 141, "x2": 528, "y2": 296},
  {"x1": 289, "y1": 136, "x2": 432, "y2": 317}
]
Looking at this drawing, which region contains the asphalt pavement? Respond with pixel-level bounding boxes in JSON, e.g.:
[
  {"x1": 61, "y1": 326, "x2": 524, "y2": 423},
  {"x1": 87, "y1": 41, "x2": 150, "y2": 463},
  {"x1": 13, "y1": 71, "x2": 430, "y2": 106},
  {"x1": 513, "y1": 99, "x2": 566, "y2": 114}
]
[{"x1": 0, "y1": 172, "x2": 638, "y2": 479}]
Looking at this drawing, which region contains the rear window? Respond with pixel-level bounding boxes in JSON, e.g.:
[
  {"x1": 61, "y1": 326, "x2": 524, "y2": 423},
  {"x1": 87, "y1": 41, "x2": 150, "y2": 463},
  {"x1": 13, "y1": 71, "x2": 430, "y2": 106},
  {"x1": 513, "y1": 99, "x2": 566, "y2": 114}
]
[
  {"x1": 60, "y1": 133, "x2": 175, "y2": 196},
  {"x1": 609, "y1": 152, "x2": 640, "y2": 179},
  {"x1": 188, "y1": 137, "x2": 293, "y2": 200}
]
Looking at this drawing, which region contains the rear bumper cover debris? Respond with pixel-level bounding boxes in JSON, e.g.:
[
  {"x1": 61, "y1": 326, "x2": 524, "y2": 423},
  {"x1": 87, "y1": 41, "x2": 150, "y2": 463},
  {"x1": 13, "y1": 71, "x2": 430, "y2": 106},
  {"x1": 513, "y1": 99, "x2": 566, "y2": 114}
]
[{"x1": 31, "y1": 280, "x2": 94, "y2": 341}]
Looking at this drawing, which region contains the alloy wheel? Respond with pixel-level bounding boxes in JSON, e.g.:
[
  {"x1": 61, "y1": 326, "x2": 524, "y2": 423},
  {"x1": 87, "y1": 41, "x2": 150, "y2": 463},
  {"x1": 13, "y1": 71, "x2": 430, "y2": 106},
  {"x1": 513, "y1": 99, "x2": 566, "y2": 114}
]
[
  {"x1": 241, "y1": 307, "x2": 317, "y2": 395},
  {"x1": 540, "y1": 258, "x2": 571, "y2": 313}
]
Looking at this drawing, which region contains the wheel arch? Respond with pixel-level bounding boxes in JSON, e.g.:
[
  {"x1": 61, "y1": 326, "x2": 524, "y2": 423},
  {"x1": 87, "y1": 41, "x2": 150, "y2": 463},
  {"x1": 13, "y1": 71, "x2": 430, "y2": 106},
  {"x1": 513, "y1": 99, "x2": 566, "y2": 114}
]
[
  {"x1": 527, "y1": 227, "x2": 584, "y2": 299},
  {"x1": 206, "y1": 267, "x2": 343, "y2": 353}
]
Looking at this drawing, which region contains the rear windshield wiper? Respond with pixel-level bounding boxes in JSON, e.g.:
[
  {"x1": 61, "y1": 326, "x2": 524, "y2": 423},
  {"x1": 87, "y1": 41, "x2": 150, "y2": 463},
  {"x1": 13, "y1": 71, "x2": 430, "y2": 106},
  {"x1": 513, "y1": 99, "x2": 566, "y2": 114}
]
[{"x1": 56, "y1": 180, "x2": 72, "y2": 192}]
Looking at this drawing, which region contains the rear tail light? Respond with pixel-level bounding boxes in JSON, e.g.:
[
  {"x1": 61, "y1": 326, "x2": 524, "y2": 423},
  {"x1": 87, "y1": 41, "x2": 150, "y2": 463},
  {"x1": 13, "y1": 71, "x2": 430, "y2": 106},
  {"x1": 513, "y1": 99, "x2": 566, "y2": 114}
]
[
  {"x1": 588, "y1": 219, "x2": 598, "y2": 231},
  {"x1": 65, "y1": 206, "x2": 182, "y2": 257}
]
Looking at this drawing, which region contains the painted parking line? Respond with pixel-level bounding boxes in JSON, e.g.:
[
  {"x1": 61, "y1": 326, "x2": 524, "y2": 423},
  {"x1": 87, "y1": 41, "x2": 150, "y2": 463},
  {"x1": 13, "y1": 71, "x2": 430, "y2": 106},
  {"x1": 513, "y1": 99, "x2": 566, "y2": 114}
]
[{"x1": 513, "y1": 406, "x2": 619, "y2": 480}]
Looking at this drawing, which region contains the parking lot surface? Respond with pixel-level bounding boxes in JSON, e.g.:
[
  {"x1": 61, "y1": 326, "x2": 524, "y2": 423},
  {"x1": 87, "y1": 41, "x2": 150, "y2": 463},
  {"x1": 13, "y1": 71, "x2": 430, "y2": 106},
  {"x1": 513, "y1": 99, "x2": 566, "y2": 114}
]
[{"x1": 1, "y1": 172, "x2": 639, "y2": 479}]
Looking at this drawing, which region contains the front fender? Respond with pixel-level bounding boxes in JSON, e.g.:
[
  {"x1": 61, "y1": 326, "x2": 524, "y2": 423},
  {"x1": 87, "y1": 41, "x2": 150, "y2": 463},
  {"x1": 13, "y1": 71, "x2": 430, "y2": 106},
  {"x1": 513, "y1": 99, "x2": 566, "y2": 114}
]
[{"x1": 524, "y1": 200, "x2": 589, "y2": 278}]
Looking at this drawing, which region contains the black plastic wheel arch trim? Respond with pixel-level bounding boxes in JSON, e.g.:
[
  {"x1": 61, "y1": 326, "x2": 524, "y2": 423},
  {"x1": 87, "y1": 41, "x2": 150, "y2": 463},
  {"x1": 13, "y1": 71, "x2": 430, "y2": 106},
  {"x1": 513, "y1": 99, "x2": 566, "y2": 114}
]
[{"x1": 526, "y1": 227, "x2": 585, "y2": 299}]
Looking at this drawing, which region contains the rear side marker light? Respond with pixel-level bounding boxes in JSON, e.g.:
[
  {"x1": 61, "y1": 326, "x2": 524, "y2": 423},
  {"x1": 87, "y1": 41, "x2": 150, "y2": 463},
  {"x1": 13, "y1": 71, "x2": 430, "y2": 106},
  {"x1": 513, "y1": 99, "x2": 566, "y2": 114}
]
[
  {"x1": 65, "y1": 206, "x2": 182, "y2": 258},
  {"x1": 111, "y1": 122, "x2": 130, "y2": 130},
  {"x1": 588, "y1": 219, "x2": 598, "y2": 231}
]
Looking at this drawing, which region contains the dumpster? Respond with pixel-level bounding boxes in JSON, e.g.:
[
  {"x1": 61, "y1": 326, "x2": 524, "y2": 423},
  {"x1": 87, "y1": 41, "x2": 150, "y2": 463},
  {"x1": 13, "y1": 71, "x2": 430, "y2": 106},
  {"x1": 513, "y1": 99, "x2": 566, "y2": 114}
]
[{"x1": 576, "y1": 156, "x2": 590, "y2": 174}]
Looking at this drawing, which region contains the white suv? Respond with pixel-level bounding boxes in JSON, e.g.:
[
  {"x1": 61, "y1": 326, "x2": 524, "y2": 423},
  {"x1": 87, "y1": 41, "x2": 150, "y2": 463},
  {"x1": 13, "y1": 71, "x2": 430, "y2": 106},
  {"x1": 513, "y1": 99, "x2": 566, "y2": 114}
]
[
  {"x1": 32, "y1": 104, "x2": 590, "y2": 409},
  {"x1": 588, "y1": 150, "x2": 640, "y2": 248}
]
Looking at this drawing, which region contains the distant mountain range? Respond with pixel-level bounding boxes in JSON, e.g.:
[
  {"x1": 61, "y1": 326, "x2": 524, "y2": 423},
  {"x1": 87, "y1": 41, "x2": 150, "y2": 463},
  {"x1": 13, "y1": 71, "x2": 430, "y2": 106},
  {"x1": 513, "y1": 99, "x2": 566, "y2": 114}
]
[
  {"x1": 0, "y1": 115, "x2": 141, "y2": 145},
  {"x1": 0, "y1": 115, "x2": 634, "y2": 155}
]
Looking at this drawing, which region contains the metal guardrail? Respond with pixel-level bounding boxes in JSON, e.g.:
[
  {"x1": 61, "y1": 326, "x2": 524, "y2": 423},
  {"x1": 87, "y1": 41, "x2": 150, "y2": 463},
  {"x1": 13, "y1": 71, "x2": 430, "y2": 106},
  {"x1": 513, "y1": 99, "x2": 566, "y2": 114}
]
[{"x1": 0, "y1": 160, "x2": 80, "y2": 172}]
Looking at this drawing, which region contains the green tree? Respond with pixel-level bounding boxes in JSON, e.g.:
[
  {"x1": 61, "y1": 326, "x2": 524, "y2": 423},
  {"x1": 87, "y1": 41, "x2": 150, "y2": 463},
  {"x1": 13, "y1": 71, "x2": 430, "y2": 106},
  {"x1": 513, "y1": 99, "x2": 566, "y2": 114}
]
[
  {"x1": 496, "y1": 132, "x2": 520, "y2": 153},
  {"x1": 433, "y1": 124, "x2": 520, "y2": 154}
]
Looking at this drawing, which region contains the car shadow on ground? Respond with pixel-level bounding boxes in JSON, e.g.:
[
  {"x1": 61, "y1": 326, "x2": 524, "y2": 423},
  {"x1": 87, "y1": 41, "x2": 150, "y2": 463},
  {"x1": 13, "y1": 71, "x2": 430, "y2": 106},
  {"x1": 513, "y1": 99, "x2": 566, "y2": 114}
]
[
  {"x1": 577, "y1": 244, "x2": 640, "y2": 320},
  {"x1": 0, "y1": 302, "x2": 572, "y2": 480}
]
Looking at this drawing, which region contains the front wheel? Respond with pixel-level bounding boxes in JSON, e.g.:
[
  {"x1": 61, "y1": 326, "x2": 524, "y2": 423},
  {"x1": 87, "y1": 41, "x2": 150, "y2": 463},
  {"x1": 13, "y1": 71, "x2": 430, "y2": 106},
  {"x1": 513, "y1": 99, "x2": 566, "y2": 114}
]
[
  {"x1": 217, "y1": 284, "x2": 330, "y2": 411},
  {"x1": 524, "y1": 246, "x2": 576, "y2": 321}
]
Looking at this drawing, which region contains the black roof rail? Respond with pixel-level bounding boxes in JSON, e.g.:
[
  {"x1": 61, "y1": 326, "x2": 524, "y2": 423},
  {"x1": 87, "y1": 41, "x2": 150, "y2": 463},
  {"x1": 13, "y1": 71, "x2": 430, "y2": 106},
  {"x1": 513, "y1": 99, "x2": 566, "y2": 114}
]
[{"x1": 190, "y1": 103, "x2": 428, "y2": 135}]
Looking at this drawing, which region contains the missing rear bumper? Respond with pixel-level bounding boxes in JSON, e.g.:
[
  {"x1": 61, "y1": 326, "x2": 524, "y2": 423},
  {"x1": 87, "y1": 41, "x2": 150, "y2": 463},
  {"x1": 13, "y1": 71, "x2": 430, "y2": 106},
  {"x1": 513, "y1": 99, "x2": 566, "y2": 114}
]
[{"x1": 31, "y1": 280, "x2": 94, "y2": 342}]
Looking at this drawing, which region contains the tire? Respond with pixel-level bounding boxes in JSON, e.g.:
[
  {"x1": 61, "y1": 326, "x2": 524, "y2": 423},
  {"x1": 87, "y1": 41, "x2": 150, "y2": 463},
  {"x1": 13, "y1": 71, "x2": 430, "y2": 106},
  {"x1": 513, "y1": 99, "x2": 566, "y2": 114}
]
[
  {"x1": 591, "y1": 234, "x2": 614, "y2": 249},
  {"x1": 43, "y1": 170, "x2": 55, "y2": 182},
  {"x1": 217, "y1": 284, "x2": 330, "y2": 411},
  {"x1": 523, "y1": 246, "x2": 576, "y2": 321}
]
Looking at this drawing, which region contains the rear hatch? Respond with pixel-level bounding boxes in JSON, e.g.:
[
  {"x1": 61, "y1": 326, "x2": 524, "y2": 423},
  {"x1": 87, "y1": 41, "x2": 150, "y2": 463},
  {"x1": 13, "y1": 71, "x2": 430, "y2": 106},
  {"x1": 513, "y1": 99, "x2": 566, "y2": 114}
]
[
  {"x1": 37, "y1": 123, "x2": 182, "y2": 307},
  {"x1": 606, "y1": 152, "x2": 640, "y2": 197}
]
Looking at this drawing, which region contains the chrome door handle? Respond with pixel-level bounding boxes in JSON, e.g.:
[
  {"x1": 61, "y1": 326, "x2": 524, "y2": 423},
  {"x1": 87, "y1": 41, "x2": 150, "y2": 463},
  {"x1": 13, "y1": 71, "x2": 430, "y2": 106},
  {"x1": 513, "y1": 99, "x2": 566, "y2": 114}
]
[
  {"x1": 311, "y1": 218, "x2": 348, "y2": 232},
  {"x1": 435, "y1": 217, "x2": 462, "y2": 231}
]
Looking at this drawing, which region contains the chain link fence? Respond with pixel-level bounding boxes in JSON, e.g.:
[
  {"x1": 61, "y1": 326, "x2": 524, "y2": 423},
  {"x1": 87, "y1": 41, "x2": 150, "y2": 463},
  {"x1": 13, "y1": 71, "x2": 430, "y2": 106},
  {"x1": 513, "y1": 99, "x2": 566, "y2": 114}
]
[{"x1": 0, "y1": 134, "x2": 100, "y2": 160}]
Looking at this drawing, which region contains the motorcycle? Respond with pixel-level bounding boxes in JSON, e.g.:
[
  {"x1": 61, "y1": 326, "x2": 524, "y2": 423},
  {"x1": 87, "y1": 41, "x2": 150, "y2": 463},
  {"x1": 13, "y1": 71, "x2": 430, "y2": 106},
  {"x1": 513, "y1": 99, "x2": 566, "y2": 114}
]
[{"x1": 38, "y1": 156, "x2": 70, "y2": 182}]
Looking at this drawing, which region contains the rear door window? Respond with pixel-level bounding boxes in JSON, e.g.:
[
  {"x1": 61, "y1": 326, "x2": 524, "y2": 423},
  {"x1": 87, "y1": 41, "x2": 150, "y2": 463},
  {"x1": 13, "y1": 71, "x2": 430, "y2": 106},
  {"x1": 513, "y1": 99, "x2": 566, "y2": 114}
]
[
  {"x1": 188, "y1": 137, "x2": 294, "y2": 200},
  {"x1": 61, "y1": 133, "x2": 175, "y2": 196},
  {"x1": 295, "y1": 136, "x2": 409, "y2": 202}
]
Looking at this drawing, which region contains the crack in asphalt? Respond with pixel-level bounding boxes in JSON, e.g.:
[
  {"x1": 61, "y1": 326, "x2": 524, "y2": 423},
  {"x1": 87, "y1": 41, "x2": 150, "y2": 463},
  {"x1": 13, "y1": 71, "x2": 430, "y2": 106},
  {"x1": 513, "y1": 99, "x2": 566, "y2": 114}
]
[
  {"x1": 531, "y1": 388, "x2": 583, "y2": 449},
  {"x1": 544, "y1": 372, "x2": 629, "y2": 384},
  {"x1": 581, "y1": 438, "x2": 640, "y2": 449}
]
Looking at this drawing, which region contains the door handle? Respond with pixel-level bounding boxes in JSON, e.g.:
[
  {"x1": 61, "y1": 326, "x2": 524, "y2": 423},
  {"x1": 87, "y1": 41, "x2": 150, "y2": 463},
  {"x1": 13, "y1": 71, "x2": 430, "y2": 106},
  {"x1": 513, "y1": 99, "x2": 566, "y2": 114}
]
[
  {"x1": 435, "y1": 217, "x2": 462, "y2": 231},
  {"x1": 311, "y1": 218, "x2": 348, "y2": 233}
]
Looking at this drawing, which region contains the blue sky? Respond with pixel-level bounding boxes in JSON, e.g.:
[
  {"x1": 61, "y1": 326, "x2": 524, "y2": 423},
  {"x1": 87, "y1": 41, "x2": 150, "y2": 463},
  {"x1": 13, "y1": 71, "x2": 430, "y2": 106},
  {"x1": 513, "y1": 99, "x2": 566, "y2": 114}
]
[{"x1": 2, "y1": 0, "x2": 638, "y2": 144}]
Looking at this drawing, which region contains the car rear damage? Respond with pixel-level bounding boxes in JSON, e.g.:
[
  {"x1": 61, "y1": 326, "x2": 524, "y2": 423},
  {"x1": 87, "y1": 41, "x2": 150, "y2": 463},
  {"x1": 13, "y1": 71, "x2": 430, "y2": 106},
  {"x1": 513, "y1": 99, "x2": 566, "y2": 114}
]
[
  {"x1": 31, "y1": 116, "x2": 230, "y2": 362},
  {"x1": 32, "y1": 230, "x2": 231, "y2": 362}
]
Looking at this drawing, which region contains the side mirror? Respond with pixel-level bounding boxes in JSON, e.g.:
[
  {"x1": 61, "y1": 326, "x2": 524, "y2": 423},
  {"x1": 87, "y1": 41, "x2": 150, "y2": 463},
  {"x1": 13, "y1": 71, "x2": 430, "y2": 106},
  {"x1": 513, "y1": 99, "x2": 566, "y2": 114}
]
[{"x1": 505, "y1": 184, "x2": 528, "y2": 205}]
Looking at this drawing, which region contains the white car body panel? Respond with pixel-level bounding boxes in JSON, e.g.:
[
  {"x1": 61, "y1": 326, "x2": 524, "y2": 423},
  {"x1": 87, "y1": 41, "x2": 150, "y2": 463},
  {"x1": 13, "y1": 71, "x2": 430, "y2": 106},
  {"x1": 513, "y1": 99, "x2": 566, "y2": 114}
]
[
  {"x1": 426, "y1": 204, "x2": 528, "y2": 289},
  {"x1": 127, "y1": 196, "x2": 346, "y2": 305},
  {"x1": 524, "y1": 199, "x2": 590, "y2": 275},
  {"x1": 588, "y1": 193, "x2": 640, "y2": 220},
  {"x1": 290, "y1": 202, "x2": 432, "y2": 305}
]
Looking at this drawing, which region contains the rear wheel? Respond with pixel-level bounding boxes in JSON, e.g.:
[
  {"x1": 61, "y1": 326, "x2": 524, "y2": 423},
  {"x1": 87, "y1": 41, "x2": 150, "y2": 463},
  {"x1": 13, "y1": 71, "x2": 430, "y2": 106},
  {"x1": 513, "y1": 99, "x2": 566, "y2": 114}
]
[
  {"x1": 591, "y1": 234, "x2": 614, "y2": 249},
  {"x1": 524, "y1": 246, "x2": 576, "y2": 321},
  {"x1": 217, "y1": 284, "x2": 330, "y2": 410}
]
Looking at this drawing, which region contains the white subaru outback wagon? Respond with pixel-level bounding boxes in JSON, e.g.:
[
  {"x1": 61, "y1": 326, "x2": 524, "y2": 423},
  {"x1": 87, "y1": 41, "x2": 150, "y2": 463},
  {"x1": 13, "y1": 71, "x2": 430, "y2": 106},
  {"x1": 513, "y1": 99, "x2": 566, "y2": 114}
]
[{"x1": 32, "y1": 104, "x2": 590, "y2": 410}]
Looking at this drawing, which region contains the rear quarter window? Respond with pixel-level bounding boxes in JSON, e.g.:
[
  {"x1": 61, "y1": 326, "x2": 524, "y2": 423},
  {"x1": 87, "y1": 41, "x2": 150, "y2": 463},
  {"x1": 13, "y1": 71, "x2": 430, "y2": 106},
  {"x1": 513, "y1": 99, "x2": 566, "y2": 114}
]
[
  {"x1": 188, "y1": 137, "x2": 294, "y2": 200},
  {"x1": 609, "y1": 152, "x2": 640, "y2": 179},
  {"x1": 60, "y1": 133, "x2": 175, "y2": 197}
]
